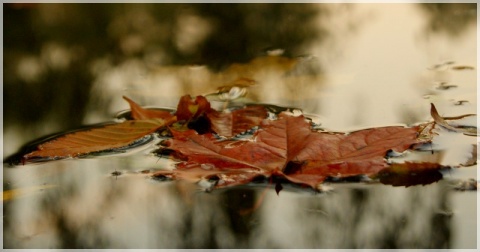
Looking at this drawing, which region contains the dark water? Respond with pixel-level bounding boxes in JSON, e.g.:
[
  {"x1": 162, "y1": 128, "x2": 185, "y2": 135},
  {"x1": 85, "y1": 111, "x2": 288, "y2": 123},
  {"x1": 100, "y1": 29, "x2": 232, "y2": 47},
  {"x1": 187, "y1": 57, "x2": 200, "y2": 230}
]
[{"x1": 3, "y1": 3, "x2": 477, "y2": 249}]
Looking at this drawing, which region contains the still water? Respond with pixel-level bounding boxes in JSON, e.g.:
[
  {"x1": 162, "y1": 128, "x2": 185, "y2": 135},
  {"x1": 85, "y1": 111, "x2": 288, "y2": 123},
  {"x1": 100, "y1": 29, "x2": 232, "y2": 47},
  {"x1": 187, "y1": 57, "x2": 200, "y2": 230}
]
[{"x1": 3, "y1": 3, "x2": 477, "y2": 249}]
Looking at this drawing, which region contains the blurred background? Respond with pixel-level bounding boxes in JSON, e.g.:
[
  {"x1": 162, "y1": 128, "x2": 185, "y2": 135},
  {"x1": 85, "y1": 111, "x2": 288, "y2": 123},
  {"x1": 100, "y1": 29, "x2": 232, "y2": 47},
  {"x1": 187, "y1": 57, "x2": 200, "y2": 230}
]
[
  {"x1": 3, "y1": 3, "x2": 477, "y2": 154},
  {"x1": 2, "y1": 3, "x2": 477, "y2": 249}
]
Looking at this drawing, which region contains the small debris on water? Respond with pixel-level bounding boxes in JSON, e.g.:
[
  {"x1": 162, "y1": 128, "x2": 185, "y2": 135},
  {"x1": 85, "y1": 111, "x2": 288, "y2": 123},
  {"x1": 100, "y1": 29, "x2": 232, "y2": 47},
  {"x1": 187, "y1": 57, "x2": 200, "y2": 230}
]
[
  {"x1": 111, "y1": 170, "x2": 122, "y2": 177},
  {"x1": 451, "y1": 65, "x2": 475, "y2": 71},
  {"x1": 453, "y1": 178, "x2": 477, "y2": 191},
  {"x1": 453, "y1": 100, "x2": 469, "y2": 106},
  {"x1": 435, "y1": 82, "x2": 458, "y2": 90}
]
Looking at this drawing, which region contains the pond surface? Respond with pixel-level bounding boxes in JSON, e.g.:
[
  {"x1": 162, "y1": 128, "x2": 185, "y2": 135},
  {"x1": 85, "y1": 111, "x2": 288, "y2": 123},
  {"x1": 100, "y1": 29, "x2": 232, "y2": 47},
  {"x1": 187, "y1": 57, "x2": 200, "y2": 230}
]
[{"x1": 2, "y1": 3, "x2": 477, "y2": 249}]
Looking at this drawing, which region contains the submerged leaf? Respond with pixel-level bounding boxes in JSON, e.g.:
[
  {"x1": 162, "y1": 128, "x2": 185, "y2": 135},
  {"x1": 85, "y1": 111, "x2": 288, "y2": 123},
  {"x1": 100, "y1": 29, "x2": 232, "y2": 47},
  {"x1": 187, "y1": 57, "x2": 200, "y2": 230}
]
[
  {"x1": 375, "y1": 162, "x2": 446, "y2": 187},
  {"x1": 22, "y1": 118, "x2": 175, "y2": 163}
]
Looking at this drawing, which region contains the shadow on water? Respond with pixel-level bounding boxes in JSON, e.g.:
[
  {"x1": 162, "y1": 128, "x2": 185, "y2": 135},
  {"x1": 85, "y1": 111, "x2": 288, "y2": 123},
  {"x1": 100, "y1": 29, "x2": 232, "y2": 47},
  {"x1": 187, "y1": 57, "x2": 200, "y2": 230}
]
[{"x1": 3, "y1": 3, "x2": 477, "y2": 249}]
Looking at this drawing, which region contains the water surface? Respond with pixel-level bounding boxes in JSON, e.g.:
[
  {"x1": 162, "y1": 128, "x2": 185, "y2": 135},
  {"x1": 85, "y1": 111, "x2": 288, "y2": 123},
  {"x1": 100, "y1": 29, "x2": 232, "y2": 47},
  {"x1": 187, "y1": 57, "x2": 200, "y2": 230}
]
[{"x1": 3, "y1": 3, "x2": 477, "y2": 249}]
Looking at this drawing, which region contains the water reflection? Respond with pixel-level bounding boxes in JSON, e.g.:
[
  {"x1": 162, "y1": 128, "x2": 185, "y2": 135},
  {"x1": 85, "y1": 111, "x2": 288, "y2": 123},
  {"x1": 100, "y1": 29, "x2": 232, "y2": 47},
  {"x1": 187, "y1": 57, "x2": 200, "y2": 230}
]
[
  {"x1": 3, "y1": 3, "x2": 477, "y2": 249},
  {"x1": 420, "y1": 3, "x2": 477, "y2": 36},
  {"x1": 2, "y1": 154, "x2": 457, "y2": 249}
]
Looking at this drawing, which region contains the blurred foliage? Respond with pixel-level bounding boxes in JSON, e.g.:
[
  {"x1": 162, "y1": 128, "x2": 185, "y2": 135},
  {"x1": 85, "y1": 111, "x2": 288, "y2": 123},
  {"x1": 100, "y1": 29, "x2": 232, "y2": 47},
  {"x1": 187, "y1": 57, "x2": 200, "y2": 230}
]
[
  {"x1": 420, "y1": 3, "x2": 477, "y2": 36},
  {"x1": 3, "y1": 3, "x2": 476, "y2": 134},
  {"x1": 3, "y1": 3, "x2": 322, "y2": 130}
]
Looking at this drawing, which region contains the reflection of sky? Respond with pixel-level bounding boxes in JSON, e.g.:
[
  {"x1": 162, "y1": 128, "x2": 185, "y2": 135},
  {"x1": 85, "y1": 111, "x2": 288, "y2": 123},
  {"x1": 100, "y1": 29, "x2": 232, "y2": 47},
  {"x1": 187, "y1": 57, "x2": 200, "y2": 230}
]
[
  {"x1": 311, "y1": 4, "x2": 476, "y2": 130},
  {"x1": 3, "y1": 3, "x2": 477, "y2": 249}
]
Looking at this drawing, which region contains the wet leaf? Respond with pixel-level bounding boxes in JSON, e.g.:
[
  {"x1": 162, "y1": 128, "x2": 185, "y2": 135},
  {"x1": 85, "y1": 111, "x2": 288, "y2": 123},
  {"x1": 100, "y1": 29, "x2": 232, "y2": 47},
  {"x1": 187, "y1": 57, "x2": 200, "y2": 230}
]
[
  {"x1": 154, "y1": 113, "x2": 424, "y2": 189},
  {"x1": 153, "y1": 165, "x2": 263, "y2": 188},
  {"x1": 376, "y1": 162, "x2": 445, "y2": 187},
  {"x1": 430, "y1": 103, "x2": 477, "y2": 136},
  {"x1": 22, "y1": 118, "x2": 175, "y2": 163},
  {"x1": 122, "y1": 96, "x2": 175, "y2": 120},
  {"x1": 12, "y1": 93, "x2": 475, "y2": 192},
  {"x1": 206, "y1": 105, "x2": 268, "y2": 137},
  {"x1": 175, "y1": 95, "x2": 211, "y2": 121}
]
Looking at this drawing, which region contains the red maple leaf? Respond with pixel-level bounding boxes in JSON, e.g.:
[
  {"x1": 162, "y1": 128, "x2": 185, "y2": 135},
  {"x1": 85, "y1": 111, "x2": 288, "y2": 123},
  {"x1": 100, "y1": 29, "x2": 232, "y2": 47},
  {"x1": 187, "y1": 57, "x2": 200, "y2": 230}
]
[{"x1": 153, "y1": 112, "x2": 424, "y2": 189}]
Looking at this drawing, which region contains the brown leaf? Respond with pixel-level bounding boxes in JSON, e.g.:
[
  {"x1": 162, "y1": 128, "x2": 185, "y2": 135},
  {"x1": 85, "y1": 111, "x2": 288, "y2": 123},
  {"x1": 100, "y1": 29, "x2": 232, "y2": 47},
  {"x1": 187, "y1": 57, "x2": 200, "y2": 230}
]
[
  {"x1": 23, "y1": 118, "x2": 175, "y2": 163},
  {"x1": 153, "y1": 165, "x2": 263, "y2": 188},
  {"x1": 430, "y1": 103, "x2": 477, "y2": 136},
  {"x1": 375, "y1": 162, "x2": 445, "y2": 187},
  {"x1": 165, "y1": 129, "x2": 283, "y2": 171},
  {"x1": 206, "y1": 105, "x2": 268, "y2": 137},
  {"x1": 154, "y1": 113, "x2": 424, "y2": 189},
  {"x1": 122, "y1": 96, "x2": 175, "y2": 120}
]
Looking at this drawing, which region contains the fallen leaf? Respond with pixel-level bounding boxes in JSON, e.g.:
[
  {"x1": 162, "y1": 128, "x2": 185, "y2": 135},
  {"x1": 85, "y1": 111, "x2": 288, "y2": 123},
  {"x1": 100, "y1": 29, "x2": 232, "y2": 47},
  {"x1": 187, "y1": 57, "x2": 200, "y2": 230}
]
[
  {"x1": 154, "y1": 113, "x2": 424, "y2": 189},
  {"x1": 153, "y1": 165, "x2": 264, "y2": 189},
  {"x1": 206, "y1": 105, "x2": 268, "y2": 137},
  {"x1": 375, "y1": 162, "x2": 445, "y2": 187},
  {"x1": 12, "y1": 93, "x2": 474, "y2": 192},
  {"x1": 430, "y1": 103, "x2": 477, "y2": 136},
  {"x1": 122, "y1": 96, "x2": 175, "y2": 120},
  {"x1": 22, "y1": 118, "x2": 175, "y2": 163},
  {"x1": 175, "y1": 95, "x2": 211, "y2": 121}
]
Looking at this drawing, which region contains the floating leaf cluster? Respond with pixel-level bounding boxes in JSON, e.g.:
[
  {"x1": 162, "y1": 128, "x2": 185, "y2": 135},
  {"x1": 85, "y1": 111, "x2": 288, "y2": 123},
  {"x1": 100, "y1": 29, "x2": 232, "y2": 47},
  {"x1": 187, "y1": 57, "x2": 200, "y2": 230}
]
[{"x1": 9, "y1": 91, "x2": 477, "y2": 191}]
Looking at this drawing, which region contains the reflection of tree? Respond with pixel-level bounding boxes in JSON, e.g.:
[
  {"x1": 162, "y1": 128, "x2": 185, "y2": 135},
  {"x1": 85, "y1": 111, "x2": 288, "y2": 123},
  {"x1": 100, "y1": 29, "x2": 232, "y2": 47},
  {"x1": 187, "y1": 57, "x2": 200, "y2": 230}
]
[
  {"x1": 3, "y1": 3, "x2": 321, "y2": 136},
  {"x1": 419, "y1": 3, "x2": 476, "y2": 36},
  {"x1": 4, "y1": 4, "x2": 113, "y2": 130},
  {"x1": 251, "y1": 184, "x2": 452, "y2": 249},
  {"x1": 190, "y1": 4, "x2": 322, "y2": 70},
  {"x1": 2, "y1": 168, "x2": 454, "y2": 249}
]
